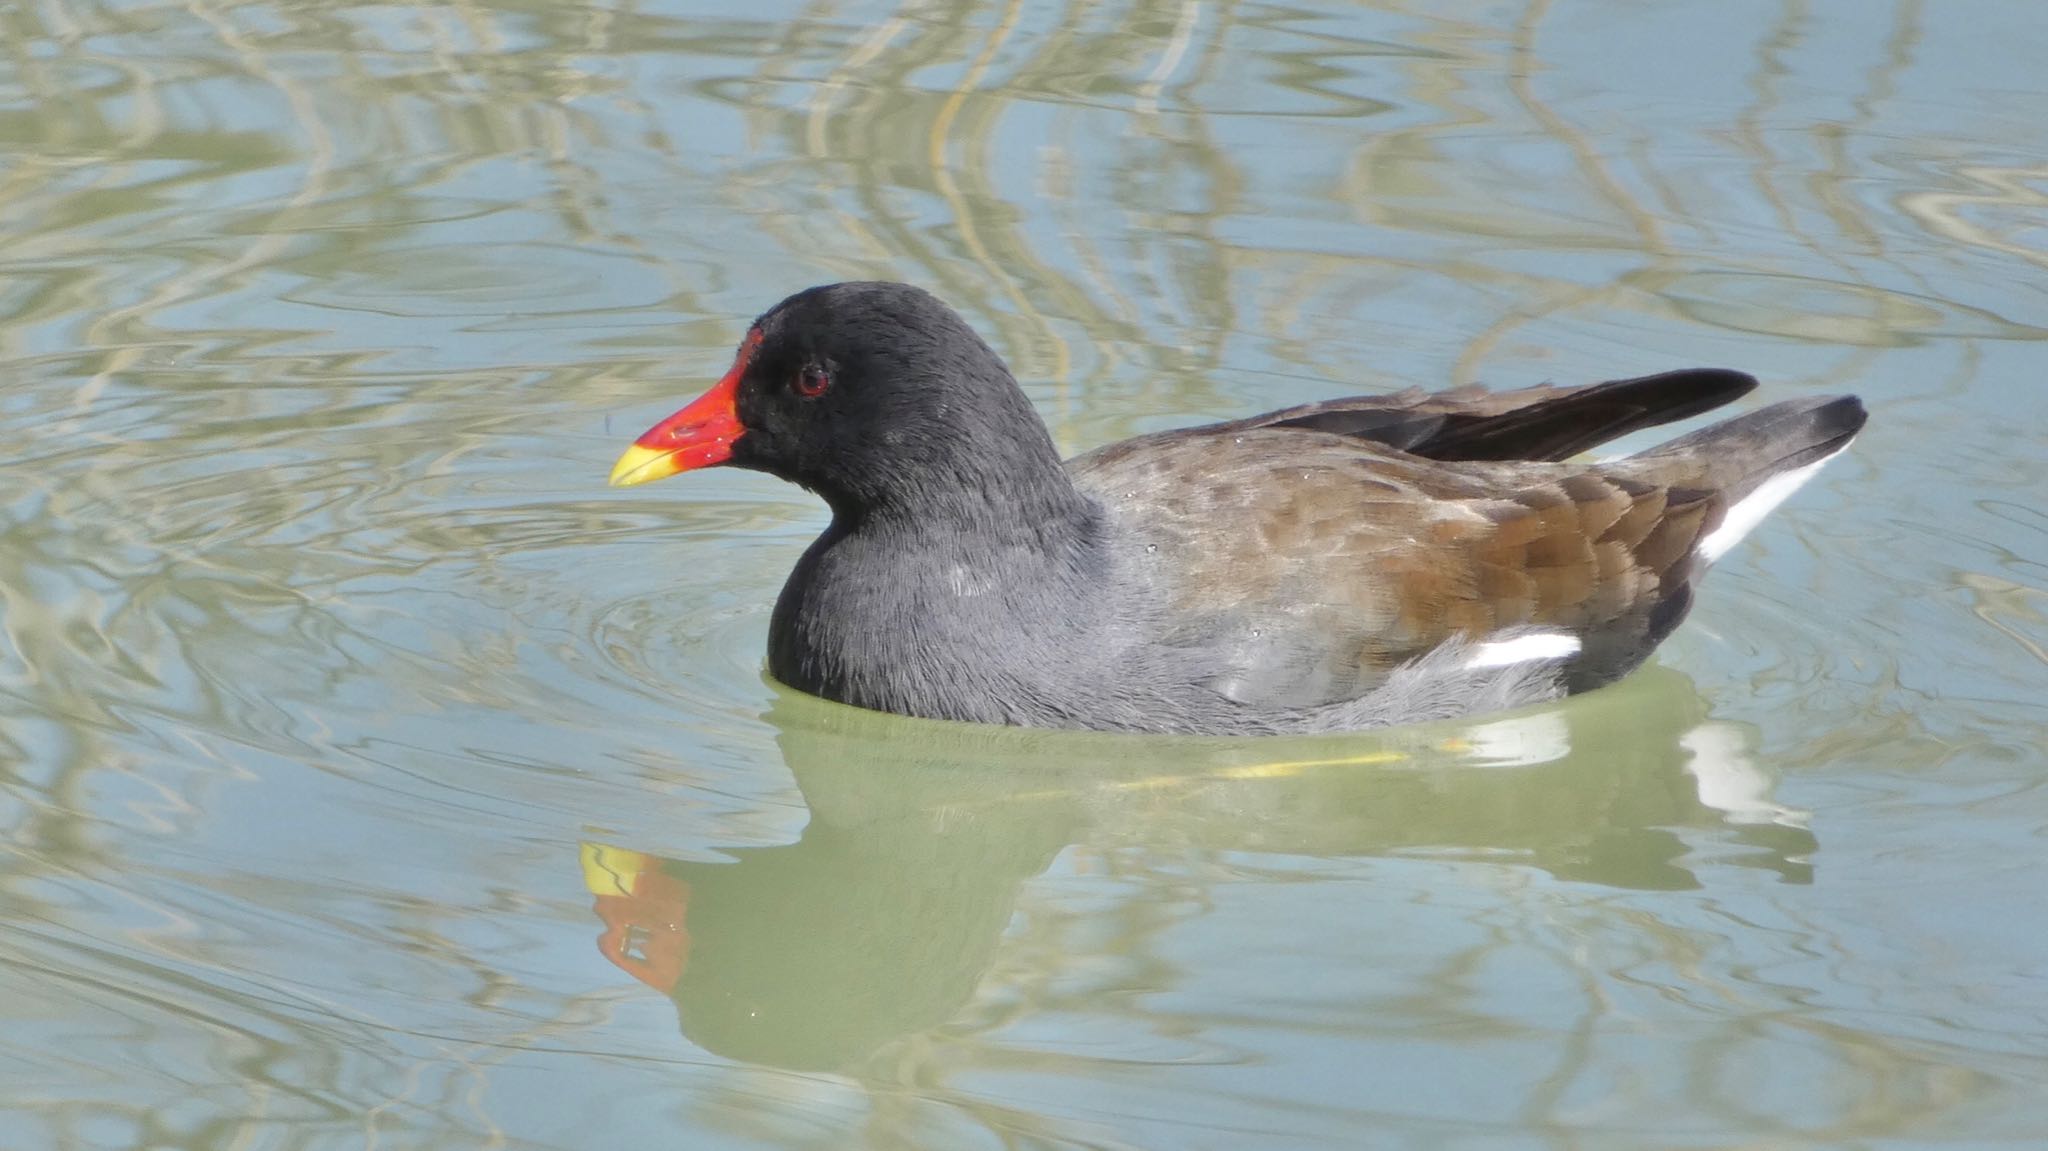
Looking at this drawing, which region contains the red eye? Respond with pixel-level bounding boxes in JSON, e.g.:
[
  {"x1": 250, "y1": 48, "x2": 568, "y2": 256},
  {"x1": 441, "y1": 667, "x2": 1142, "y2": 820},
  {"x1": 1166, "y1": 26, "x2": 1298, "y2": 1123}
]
[{"x1": 794, "y1": 364, "x2": 831, "y2": 398}]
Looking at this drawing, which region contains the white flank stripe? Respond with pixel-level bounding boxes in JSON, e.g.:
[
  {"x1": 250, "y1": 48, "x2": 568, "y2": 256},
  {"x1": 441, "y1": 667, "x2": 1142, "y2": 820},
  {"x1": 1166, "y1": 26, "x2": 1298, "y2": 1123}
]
[
  {"x1": 1698, "y1": 444, "x2": 1848, "y2": 563},
  {"x1": 1465, "y1": 632, "x2": 1581, "y2": 669}
]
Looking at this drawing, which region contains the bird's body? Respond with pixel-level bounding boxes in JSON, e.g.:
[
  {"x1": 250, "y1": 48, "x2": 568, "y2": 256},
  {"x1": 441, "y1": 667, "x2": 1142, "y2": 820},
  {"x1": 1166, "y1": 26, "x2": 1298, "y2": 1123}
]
[{"x1": 612, "y1": 282, "x2": 1866, "y2": 735}]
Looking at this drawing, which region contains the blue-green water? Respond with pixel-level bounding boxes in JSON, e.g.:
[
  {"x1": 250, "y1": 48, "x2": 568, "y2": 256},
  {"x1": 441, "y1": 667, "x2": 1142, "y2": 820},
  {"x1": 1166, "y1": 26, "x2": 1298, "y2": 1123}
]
[{"x1": 3, "y1": 1, "x2": 2046, "y2": 1147}]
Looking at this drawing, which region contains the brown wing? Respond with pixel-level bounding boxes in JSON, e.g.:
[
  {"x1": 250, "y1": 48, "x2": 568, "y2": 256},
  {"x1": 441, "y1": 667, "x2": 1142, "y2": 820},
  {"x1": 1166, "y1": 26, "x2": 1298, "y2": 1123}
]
[
  {"x1": 1074, "y1": 430, "x2": 1719, "y2": 707},
  {"x1": 1379, "y1": 465, "x2": 1715, "y2": 691}
]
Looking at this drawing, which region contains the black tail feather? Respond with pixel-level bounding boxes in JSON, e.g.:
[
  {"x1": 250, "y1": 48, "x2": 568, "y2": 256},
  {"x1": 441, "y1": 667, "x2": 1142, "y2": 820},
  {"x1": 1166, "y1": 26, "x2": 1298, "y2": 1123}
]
[
  {"x1": 1409, "y1": 368, "x2": 1760, "y2": 462},
  {"x1": 1267, "y1": 367, "x2": 1759, "y2": 462}
]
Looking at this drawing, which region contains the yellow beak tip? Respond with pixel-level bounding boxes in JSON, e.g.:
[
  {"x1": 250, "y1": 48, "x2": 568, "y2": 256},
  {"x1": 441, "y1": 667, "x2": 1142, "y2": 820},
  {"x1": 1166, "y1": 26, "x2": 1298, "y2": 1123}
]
[{"x1": 609, "y1": 444, "x2": 680, "y2": 488}]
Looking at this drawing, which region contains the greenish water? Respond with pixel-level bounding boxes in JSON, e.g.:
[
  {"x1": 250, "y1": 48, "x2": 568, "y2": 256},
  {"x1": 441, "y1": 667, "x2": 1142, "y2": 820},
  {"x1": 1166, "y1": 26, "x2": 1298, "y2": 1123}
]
[{"x1": 3, "y1": 0, "x2": 2047, "y2": 1147}]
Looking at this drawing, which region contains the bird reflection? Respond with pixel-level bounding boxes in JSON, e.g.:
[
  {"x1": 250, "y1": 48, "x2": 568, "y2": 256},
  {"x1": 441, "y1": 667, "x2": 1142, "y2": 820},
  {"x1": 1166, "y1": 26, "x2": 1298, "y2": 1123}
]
[{"x1": 580, "y1": 666, "x2": 1815, "y2": 1071}]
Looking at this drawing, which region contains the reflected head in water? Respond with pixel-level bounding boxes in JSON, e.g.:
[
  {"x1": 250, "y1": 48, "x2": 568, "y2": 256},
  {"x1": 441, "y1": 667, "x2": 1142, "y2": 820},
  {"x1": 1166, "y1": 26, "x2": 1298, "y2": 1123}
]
[{"x1": 581, "y1": 667, "x2": 1816, "y2": 1072}]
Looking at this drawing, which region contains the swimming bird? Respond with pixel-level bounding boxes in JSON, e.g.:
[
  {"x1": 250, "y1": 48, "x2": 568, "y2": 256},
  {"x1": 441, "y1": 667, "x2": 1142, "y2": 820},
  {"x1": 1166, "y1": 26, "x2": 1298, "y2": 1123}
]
[{"x1": 610, "y1": 281, "x2": 1864, "y2": 735}]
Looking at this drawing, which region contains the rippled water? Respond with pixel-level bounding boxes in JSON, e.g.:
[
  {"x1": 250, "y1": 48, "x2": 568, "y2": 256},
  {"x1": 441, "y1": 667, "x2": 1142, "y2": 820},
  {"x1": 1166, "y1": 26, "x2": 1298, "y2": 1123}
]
[{"x1": 4, "y1": 0, "x2": 2047, "y2": 1147}]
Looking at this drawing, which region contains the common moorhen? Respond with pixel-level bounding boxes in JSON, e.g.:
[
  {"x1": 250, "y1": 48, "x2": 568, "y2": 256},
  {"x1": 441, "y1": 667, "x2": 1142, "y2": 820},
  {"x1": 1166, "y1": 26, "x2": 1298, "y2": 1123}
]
[{"x1": 610, "y1": 282, "x2": 1865, "y2": 735}]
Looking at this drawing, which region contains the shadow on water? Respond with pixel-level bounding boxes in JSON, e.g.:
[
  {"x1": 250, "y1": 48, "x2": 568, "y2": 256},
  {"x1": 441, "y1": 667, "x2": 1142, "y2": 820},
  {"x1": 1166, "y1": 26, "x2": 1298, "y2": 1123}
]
[{"x1": 579, "y1": 666, "x2": 1814, "y2": 1072}]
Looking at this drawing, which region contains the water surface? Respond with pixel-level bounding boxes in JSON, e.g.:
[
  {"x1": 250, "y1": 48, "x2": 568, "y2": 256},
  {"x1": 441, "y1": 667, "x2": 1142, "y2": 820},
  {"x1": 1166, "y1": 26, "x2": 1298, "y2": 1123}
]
[{"x1": 3, "y1": 0, "x2": 2047, "y2": 1147}]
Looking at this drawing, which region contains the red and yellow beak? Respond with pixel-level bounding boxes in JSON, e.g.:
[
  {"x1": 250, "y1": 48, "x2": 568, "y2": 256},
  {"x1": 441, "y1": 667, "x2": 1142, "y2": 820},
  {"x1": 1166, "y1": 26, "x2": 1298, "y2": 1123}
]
[{"x1": 608, "y1": 330, "x2": 760, "y2": 487}]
